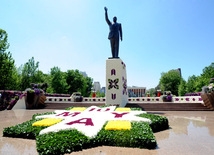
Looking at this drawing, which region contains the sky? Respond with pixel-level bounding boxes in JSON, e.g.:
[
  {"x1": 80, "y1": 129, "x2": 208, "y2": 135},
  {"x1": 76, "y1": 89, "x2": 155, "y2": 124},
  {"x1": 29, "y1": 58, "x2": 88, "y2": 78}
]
[{"x1": 1, "y1": 0, "x2": 214, "y2": 89}]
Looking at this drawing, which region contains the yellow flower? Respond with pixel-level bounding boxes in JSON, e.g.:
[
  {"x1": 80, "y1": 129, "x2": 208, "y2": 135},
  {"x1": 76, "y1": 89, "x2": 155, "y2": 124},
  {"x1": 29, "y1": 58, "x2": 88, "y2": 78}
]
[
  {"x1": 115, "y1": 108, "x2": 131, "y2": 111},
  {"x1": 32, "y1": 118, "x2": 62, "y2": 126},
  {"x1": 70, "y1": 107, "x2": 87, "y2": 111},
  {"x1": 105, "y1": 121, "x2": 131, "y2": 130}
]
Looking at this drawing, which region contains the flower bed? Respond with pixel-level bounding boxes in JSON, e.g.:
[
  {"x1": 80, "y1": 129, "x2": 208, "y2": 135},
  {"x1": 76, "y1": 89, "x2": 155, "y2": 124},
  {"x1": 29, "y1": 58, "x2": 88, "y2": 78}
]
[
  {"x1": 0, "y1": 91, "x2": 21, "y2": 111},
  {"x1": 3, "y1": 106, "x2": 169, "y2": 154}
]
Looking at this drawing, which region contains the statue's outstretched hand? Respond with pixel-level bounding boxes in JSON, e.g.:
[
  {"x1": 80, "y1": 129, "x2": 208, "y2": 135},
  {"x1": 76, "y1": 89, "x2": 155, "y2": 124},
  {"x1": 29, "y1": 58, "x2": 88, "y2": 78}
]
[{"x1": 104, "y1": 7, "x2": 108, "y2": 12}]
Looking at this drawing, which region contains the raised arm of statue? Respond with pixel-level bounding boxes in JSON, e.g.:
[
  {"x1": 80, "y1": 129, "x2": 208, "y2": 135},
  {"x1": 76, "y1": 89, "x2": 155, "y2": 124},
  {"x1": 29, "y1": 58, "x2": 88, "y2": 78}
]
[
  {"x1": 120, "y1": 24, "x2": 123, "y2": 41},
  {"x1": 104, "y1": 7, "x2": 111, "y2": 26}
]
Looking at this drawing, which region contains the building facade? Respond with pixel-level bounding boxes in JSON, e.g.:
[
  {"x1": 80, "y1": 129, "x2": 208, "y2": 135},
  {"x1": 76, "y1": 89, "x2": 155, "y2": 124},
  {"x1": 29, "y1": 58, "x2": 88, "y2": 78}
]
[
  {"x1": 93, "y1": 82, "x2": 101, "y2": 92},
  {"x1": 128, "y1": 86, "x2": 146, "y2": 97}
]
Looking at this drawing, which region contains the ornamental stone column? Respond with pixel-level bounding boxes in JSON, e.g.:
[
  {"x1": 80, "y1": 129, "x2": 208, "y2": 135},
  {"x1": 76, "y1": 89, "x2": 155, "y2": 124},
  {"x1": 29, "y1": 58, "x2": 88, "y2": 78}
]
[{"x1": 106, "y1": 58, "x2": 128, "y2": 107}]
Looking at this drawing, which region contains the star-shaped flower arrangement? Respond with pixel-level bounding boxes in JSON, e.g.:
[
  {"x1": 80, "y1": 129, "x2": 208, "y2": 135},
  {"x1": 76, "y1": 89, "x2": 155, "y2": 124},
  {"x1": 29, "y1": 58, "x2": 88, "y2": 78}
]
[
  {"x1": 33, "y1": 106, "x2": 151, "y2": 138},
  {"x1": 3, "y1": 106, "x2": 169, "y2": 155}
]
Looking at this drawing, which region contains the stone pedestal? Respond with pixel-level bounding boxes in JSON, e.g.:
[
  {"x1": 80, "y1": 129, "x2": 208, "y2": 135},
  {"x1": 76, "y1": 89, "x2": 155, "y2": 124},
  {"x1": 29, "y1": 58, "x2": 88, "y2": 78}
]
[{"x1": 106, "y1": 58, "x2": 128, "y2": 107}]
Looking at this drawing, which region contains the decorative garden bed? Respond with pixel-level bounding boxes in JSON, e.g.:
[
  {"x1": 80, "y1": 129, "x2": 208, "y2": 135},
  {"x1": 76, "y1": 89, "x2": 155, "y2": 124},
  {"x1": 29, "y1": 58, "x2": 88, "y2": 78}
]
[{"x1": 3, "y1": 106, "x2": 169, "y2": 155}]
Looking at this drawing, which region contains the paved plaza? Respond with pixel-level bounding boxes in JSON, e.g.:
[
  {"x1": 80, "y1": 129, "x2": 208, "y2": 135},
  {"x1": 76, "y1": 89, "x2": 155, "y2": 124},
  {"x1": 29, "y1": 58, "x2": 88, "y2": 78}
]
[{"x1": 0, "y1": 109, "x2": 214, "y2": 155}]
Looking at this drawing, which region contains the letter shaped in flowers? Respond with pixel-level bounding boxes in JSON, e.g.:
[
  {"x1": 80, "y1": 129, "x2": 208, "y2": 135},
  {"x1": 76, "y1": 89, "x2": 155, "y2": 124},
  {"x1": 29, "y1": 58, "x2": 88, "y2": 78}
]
[
  {"x1": 66, "y1": 118, "x2": 94, "y2": 126},
  {"x1": 56, "y1": 112, "x2": 81, "y2": 117},
  {"x1": 89, "y1": 108, "x2": 111, "y2": 112},
  {"x1": 111, "y1": 112, "x2": 128, "y2": 118}
]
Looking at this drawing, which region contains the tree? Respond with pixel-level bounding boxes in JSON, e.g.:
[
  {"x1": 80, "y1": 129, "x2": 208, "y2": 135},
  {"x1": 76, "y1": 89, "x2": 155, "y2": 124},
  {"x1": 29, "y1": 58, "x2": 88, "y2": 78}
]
[
  {"x1": 34, "y1": 70, "x2": 45, "y2": 84},
  {"x1": 186, "y1": 75, "x2": 197, "y2": 93},
  {"x1": 201, "y1": 63, "x2": 214, "y2": 79},
  {"x1": 196, "y1": 63, "x2": 214, "y2": 91},
  {"x1": 20, "y1": 57, "x2": 39, "y2": 90},
  {"x1": 50, "y1": 67, "x2": 68, "y2": 94},
  {"x1": 178, "y1": 78, "x2": 187, "y2": 96},
  {"x1": 10, "y1": 67, "x2": 22, "y2": 90},
  {"x1": 0, "y1": 29, "x2": 15, "y2": 90},
  {"x1": 0, "y1": 29, "x2": 9, "y2": 53},
  {"x1": 65, "y1": 70, "x2": 84, "y2": 95},
  {"x1": 195, "y1": 77, "x2": 208, "y2": 92},
  {"x1": 95, "y1": 91, "x2": 105, "y2": 97},
  {"x1": 186, "y1": 63, "x2": 214, "y2": 93},
  {"x1": 81, "y1": 77, "x2": 93, "y2": 97},
  {"x1": 159, "y1": 70, "x2": 181, "y2": 96}
]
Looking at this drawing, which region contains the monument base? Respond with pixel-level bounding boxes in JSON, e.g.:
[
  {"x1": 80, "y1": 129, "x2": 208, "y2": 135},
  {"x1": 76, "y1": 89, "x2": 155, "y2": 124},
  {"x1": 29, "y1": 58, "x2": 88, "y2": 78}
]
[{"x1": 106, "y1": 58, "x2": 128, "y2": 107}]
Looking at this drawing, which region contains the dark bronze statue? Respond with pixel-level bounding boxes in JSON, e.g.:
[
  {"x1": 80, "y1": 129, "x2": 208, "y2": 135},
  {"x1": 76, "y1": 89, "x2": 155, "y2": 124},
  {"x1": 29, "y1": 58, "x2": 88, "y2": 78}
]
[{"x1": 104, "y1": 7, "x2": 122, "y2": 59}]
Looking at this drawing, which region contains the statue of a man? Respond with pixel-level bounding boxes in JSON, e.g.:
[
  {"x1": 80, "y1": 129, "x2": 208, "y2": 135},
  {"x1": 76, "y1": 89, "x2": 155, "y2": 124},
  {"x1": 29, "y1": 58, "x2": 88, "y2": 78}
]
[{"x1": 104, "y1": 7, "x2": 122, "y2": 59}]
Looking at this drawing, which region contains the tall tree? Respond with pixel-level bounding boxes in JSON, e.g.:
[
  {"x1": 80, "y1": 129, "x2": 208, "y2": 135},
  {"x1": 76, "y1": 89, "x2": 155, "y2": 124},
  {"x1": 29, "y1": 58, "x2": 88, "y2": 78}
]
[
  {"x1": 81, "y1": 76, "x2": 93, "y2": 97},
  {"x1": 195, "y1": 76, "x2": 208, "y2": 92},
  {"x1": 186, "y1": 63, "x2": 214, "y2": 92},
  {"x1": 159, "y1": 70, "x2": 181, "y2": 96},
  {"x1": 50, "y1": 67, "x2": 68, "y2": 94},
  {"x1": 0, "y1": 29, "x2": 9, "y2": 53},
  {"x1": 0, "y1": 29, "x2": 15, "y2": 90},
  {"x1": 201, "y1": 63, "x2": 214, "y2": 79},
  {"x1": 178, "y1": 78, "x2": 187, "y2": 96},
  {"x1": 65, "y1": 70, "x2": 84, "y2": 94},
  {"x1": 20, "y1": 57, "x2": 40, "y2": 90},
  {"x1": 186, "y1": 75, "x2": 197, "y2": 93}
]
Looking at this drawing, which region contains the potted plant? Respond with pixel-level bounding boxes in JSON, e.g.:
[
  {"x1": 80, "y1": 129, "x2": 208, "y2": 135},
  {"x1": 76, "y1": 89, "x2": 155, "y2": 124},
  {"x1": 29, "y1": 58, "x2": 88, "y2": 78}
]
[
  {"x1": 161, "y1": 91, "x2": 172, "y2": 102},
  {"x1": 201, "y1": 78, "x2": 214, "y2": 109},
  {"x1": 25, "y1": 83, "x2": 46, "y2": 109}
]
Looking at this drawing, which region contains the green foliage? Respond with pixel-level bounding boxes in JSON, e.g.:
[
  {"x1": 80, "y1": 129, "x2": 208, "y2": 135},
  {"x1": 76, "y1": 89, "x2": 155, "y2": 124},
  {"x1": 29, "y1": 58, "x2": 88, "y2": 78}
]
[
  {"x1": 150, "y1": 89, "x2": 156, "y2": 97},
  {"x1": 36, "y1": 121, "x2": 158, "y2": 154},
  {"x1": 130, "y1": 107, "x2": 142, "y2": 111},
  {"x1": 201, "y1": 63, "x2": 214, "y2": 79},
  {"x1": 145, "y1": 89, "x2": 156, "y2": 97},
  {"x1": 0, "y1": 29, "x2": 15, "y2": 90},
  {"x1": 178, "y1": 78, "x2": 187, "y2": 96},
  {"x1": 159, "y1": 70, "x2": 181, "y2": 96},
  {"x1": 64, "y1": 106, "x2": 74, "y2": 110},
  {"x1": 138, "y1": 113, "x2": 169, "y2": 132},
  {"x1": 3, "y1": 112, "x2": 56, "y2": 139},
  {"x1": 0, "y1": 29, "x2": 9, "y2": 52},
  {"x1": 36, "y1": 129, "x2": 90, "y2": 155},
  {"x1": 65, "y1": 69, "x2": 84, "y2": 95},
  {"x1": 48, "y1": 68, "x2": 93, "y2": 96},
  {"x1": 98, "y1": 105, "x2": 110, "y2": 108},
  {"x1": 94, "y1": 91, "x2": 105, "y2": 97},
  {"x1": 19, "y1": 57, "x2": 41, "y2": 90},
  {"x1": 81, "y1": 77, "x2": 93, "y2": 97},
  {"x1": 50, "y1": 67, "x2": 68, "y2": 94},
  {"x1": 32, "y1": 112, "x2": 56, "y2": 119},
  {"x1": 3, "y1": 119, "x2": 47, "y2": 139},
  {"x1": 95, "y1": 122, "x2": 157, "y2": 149},
  {"x1": 10, "y1": 67, "x2": 22, "y2": 90},
  {"x1": 185, "y1": 63, "x2": 214, "y2": 93},
  {"x1": 195, "y1": 77, "x2": 208, "y2": 92},
  {"x1": 186, "y1": 75, "x2": 197, "y2": 93}
]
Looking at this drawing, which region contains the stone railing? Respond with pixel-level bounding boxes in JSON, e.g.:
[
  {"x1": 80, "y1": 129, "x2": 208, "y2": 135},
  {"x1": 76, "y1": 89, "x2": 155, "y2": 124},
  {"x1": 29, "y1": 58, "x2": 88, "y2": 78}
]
[
  {"x1": 46, "y1": 97, "x2": 73, "y2": 103},
  {"x1": 45, "y1": 97, "x2": 106, "y2": 103},
  {"x1": 128, "y1": 96, "x2": 203, "y2": 103},
  {"x1": 45, "y1": 96, "x2": 203, "y2": 104},
  {"x1": 172, "y1": 96, "x2": 203, "y2": 103},
  {"x1": 82, "y1": 97, "x2": 106, "y2": 102}
]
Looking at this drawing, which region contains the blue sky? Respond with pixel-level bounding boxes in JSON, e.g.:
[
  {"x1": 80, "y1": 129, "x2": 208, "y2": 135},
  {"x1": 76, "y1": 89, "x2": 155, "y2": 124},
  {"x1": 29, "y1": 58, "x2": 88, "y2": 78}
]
[{"x1": 1, "y1": 0, "x2": 214, "y2": 89}]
